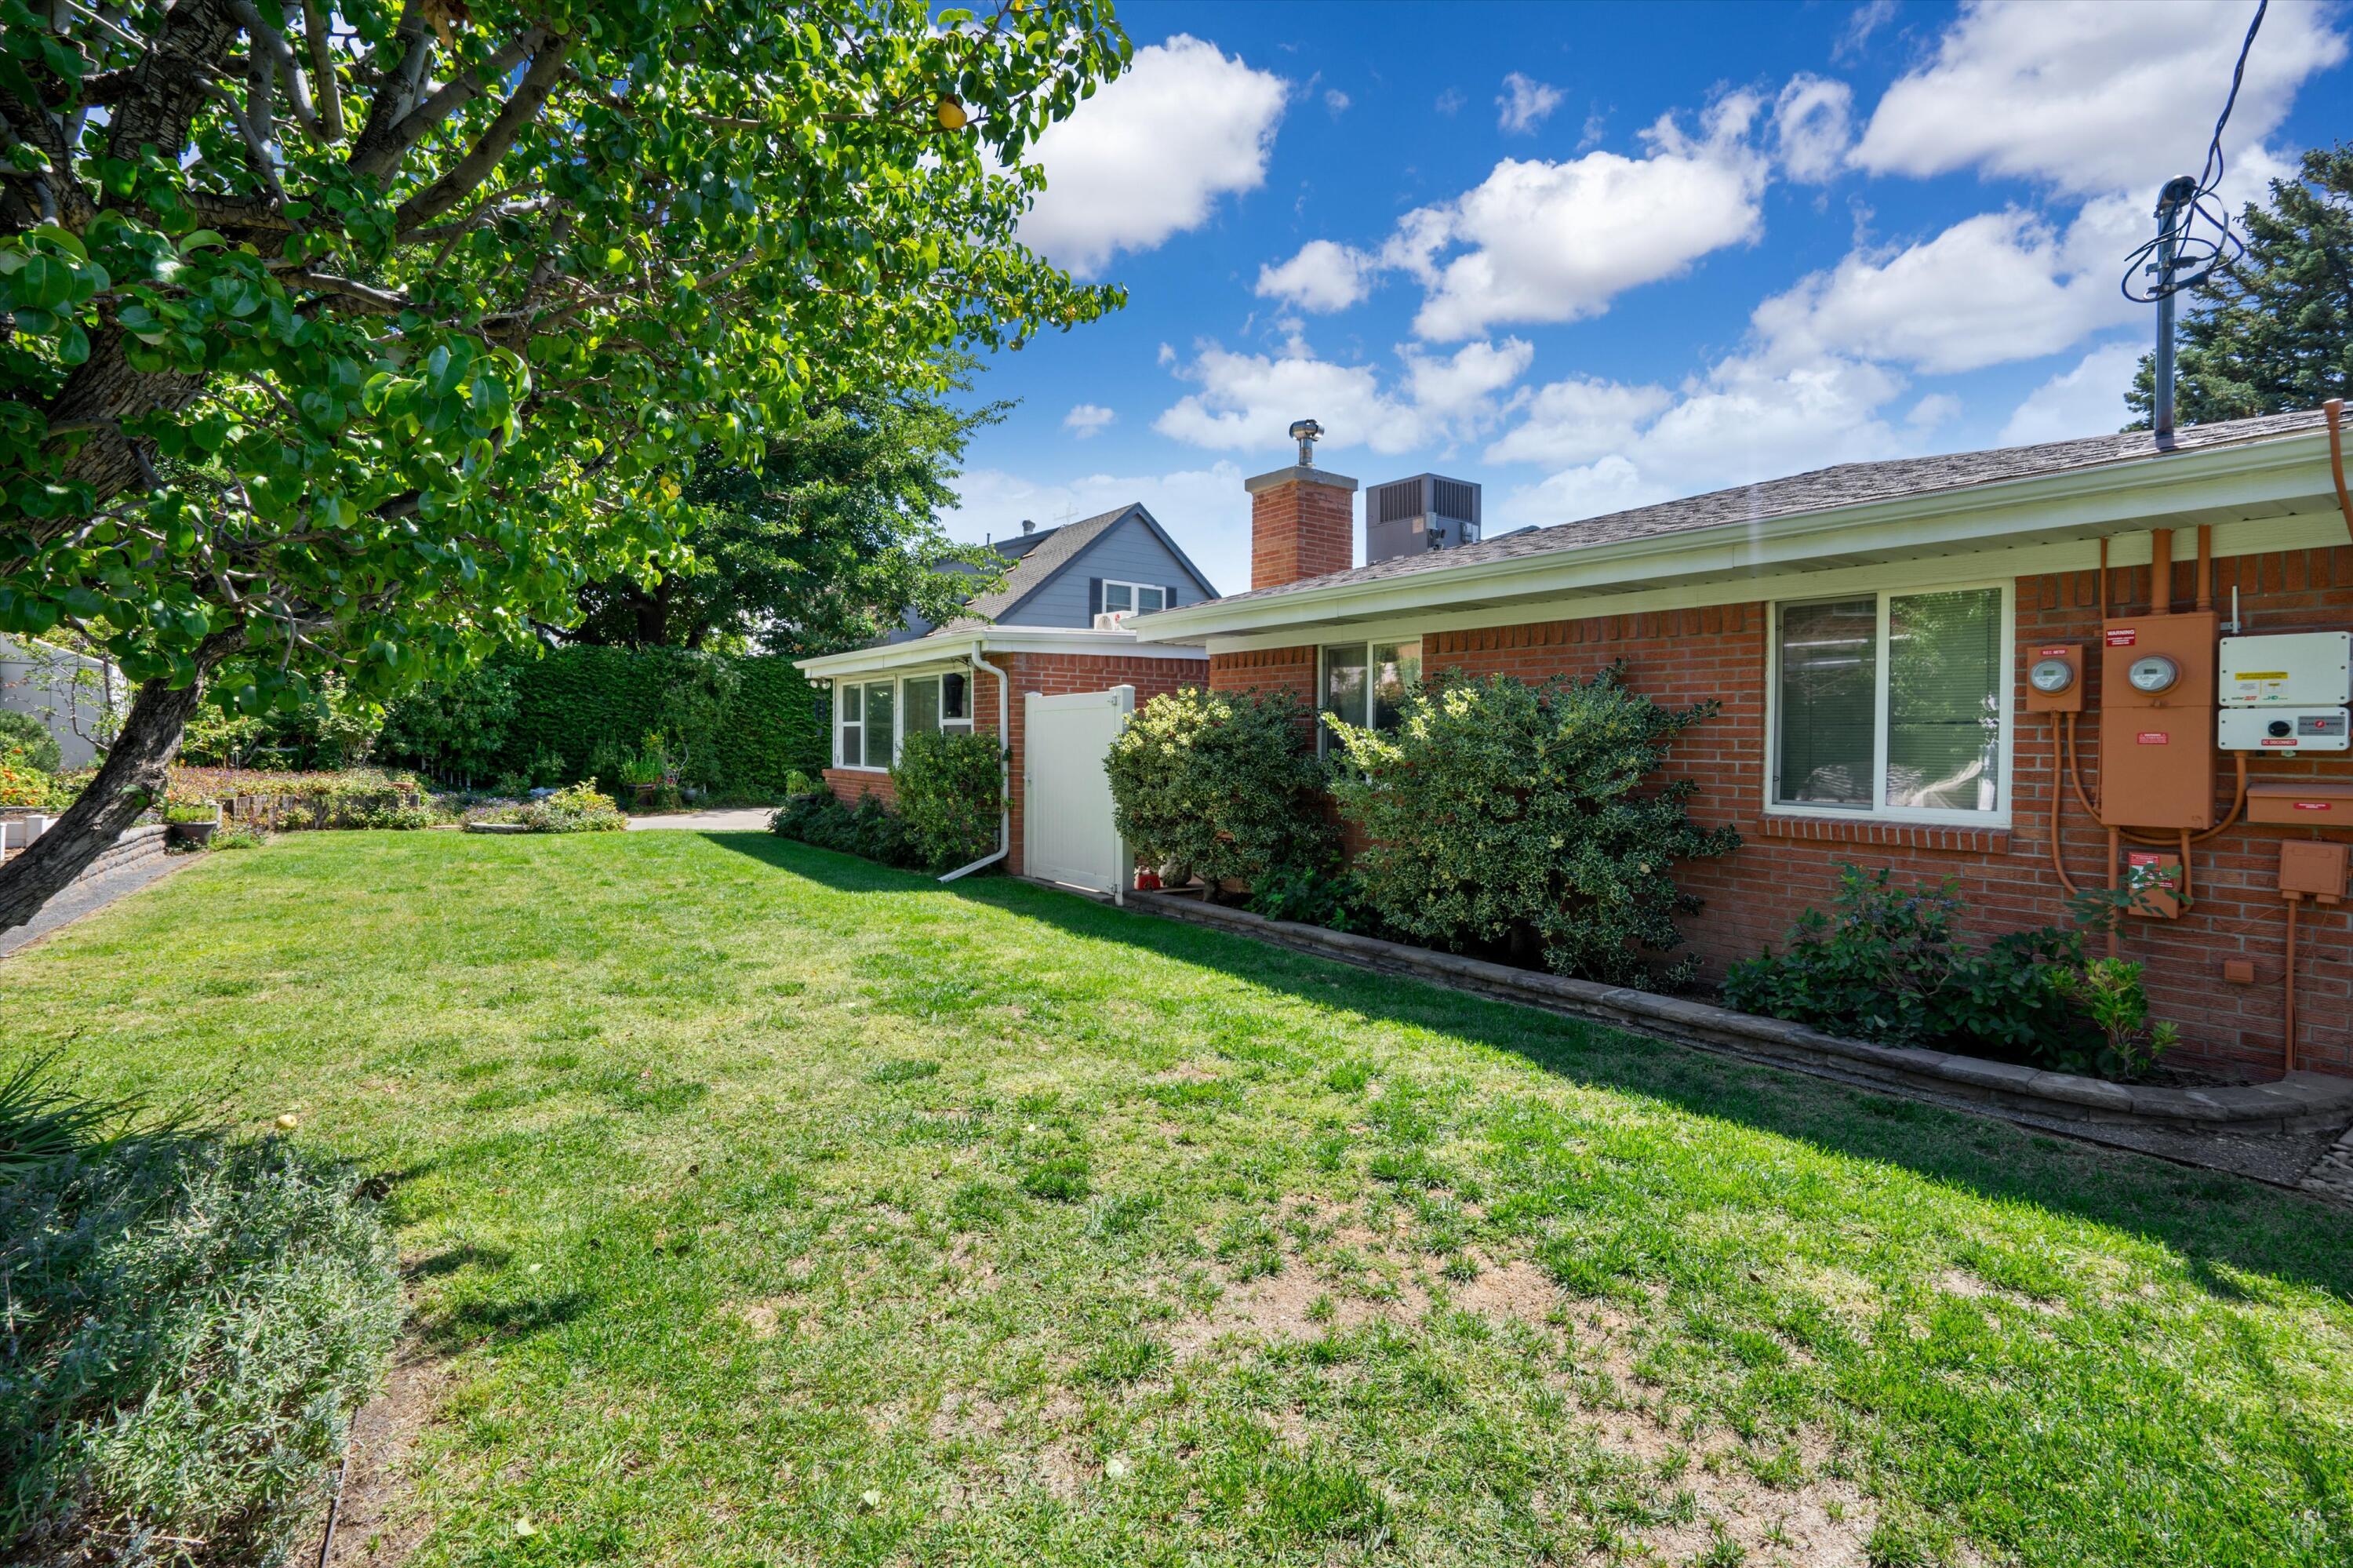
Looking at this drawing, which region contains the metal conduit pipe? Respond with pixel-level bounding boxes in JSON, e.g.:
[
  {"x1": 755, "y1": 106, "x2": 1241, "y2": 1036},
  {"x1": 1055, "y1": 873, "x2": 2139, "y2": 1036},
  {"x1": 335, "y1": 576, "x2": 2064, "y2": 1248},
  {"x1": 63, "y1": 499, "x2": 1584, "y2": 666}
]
[
  {"x1": 2046, "y1": 714, "x2": 2080, "y2": 897},
  {"x1": 2195, "y1": 524, "x2": 2213, "y2": 612},
  {"x1": 937, "y1": 645, "x2": 1013, "y2": 883},
  {"x1": 2328, "y1": 399, "x2": 2353, "y2": 544}
]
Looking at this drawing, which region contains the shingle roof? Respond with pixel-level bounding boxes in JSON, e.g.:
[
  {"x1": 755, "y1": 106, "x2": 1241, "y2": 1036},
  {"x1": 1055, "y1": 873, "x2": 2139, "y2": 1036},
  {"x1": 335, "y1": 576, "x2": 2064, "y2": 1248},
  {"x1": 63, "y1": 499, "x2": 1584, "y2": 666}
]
[
  {"x1": 953, "y1": 505, "x2": 1136, "y2": 626},
  {"x1": 1206, "y1": 409, "x2": 2329, "y2": 608}
]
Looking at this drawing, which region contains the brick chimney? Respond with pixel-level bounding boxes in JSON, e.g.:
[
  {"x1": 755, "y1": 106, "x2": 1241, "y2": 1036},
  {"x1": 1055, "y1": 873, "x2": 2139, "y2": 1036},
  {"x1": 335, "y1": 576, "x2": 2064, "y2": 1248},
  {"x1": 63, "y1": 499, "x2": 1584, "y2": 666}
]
[{"x1": 1247, "y1": 421, "x2": 1356, "y2": 589}]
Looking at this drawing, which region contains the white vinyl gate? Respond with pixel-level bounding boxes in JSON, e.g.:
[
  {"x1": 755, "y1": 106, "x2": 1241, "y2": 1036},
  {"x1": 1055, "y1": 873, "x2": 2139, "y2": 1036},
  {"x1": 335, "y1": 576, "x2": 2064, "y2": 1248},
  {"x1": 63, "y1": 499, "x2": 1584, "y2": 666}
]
[{"x1": 1024, "y1": 685, "x2": 1133, "y2": 894}]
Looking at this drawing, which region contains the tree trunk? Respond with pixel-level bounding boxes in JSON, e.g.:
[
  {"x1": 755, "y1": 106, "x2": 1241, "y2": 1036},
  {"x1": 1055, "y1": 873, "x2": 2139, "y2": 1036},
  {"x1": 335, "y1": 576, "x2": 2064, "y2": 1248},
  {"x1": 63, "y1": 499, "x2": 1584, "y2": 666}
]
[{"x1": 0, "y1": 631, "x2": 241, "y2": 933}]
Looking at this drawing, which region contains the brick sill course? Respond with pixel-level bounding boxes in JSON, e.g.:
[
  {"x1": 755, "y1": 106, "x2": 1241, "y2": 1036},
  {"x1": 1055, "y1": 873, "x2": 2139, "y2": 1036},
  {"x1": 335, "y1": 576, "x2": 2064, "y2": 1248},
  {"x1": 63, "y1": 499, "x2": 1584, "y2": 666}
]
[
  {"x1": 1754, "y1": 815, "x2": 2011, "y2": 855},
  {"x1": 1127, "y1": 890, "x2": 2353, "y2": 1144}
]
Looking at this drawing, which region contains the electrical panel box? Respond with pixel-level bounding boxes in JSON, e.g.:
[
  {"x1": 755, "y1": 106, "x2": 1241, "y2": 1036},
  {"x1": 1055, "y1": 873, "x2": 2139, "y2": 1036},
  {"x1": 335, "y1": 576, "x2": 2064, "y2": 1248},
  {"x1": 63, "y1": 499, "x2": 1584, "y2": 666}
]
[
  {"x1": 2278, "y1": 841, "x2": 2349, "y2": 900},
  {"x1": 2023, "y1": 642, "x2": 2086, "y2": 713},
  {"x1": 2097, "y1": 612, "x2": 2218, "y2": 830},
  {"x1": 2122, "y1": 849, "x2": 2184, "y2": 919},
  {"x1": 2219, "y1": 631, "x2": 2351, "y2": 706},
  {"x1": 2247, "y1": 780, "x2": 2353, "y2": 825},
  {"x1": 2218, "y1": 708, "x2": 2351, "y2": 751}
]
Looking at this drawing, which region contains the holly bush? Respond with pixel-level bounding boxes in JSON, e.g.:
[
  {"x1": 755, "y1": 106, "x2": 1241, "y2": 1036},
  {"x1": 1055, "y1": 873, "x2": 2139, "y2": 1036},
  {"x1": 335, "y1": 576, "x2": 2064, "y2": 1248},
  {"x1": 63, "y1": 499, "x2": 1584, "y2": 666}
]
[
  {"x1": 890, "y1": 729, "x2": 1003, "y2": 874},
  {"x1": 1324, "y1": 667, "x2": 1739, "y2": 988},
  {"x1": 1104, "y1": 687, "x2": 1334, "y2": 895}
]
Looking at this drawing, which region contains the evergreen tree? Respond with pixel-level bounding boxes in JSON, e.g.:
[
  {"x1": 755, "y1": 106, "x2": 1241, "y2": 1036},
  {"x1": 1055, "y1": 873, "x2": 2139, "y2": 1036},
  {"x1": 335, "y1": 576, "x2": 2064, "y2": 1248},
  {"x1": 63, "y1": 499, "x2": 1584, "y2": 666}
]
[{"x1": 2127, "y1": 144, "x2": 2353, "y2": 427}]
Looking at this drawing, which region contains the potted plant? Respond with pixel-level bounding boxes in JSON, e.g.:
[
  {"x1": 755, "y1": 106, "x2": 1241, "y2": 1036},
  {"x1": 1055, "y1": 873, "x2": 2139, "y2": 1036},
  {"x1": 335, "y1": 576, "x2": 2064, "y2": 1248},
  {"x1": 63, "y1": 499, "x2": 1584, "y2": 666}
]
[
  {"x1": 617, "y1": 742, "x2": 665, "y2": 806},
  {"x1": 164, "y1": 800, "x2": 221, "y2": 845}
]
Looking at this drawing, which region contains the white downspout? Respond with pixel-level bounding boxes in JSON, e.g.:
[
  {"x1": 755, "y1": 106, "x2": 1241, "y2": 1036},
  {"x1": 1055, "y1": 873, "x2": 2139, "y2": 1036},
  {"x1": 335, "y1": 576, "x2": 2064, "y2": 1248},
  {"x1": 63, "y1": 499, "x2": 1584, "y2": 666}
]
[{"x1": 936, "y1": 642, "x2": 1012, "y2": 882}]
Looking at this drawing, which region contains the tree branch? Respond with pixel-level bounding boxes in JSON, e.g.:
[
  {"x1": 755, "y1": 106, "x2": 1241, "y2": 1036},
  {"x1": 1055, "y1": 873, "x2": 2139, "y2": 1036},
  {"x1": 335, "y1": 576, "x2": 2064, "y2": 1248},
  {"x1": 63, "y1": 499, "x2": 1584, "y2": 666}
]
[
  {"x1": 391, "y1": 38, "x2": 570, "y2": 237},
  {"x1": 354, "y1": 29, "x2": 544, "y2": 180},
  {"x1": 301, "y1": 0, "x2": 344, "y2": 140}
]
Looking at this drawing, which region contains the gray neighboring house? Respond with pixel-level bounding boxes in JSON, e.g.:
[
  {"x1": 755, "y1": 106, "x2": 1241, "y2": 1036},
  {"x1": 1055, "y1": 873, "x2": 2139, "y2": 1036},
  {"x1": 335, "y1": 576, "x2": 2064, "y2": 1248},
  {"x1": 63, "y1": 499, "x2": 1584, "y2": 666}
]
[
  {"x1": 1, "y1": 635, "x2": 119, "y2": 769},
  {"x1": 888, "y1": 503, "x2": 1219, "y2": 642}
]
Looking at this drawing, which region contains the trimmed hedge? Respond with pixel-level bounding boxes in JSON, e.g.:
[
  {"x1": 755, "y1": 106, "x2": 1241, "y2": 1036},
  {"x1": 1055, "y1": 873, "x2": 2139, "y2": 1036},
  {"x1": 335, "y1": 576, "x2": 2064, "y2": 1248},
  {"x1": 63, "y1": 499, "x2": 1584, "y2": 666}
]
[{"x1": 495, "y1": 647, "x2": 826, "y2": 793}]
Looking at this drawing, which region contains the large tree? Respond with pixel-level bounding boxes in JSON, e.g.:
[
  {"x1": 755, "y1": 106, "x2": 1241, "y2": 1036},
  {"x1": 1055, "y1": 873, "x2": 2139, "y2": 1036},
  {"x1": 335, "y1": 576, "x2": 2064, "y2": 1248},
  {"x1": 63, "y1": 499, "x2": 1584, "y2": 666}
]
[
  {"x1": 2126, "y1": 143, "x2": 2353, "y2": 427},
  {"x1": 0, "y1": 0, "x2": 1127, "y2": 928},
  {"x1": 569, "y1": 375, "x2": 1009, "y2": 654}
]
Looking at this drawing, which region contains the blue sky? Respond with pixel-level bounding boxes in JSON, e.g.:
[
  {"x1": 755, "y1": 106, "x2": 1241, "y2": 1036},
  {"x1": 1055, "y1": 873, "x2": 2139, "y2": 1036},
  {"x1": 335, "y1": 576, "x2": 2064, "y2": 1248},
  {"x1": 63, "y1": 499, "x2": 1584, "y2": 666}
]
[{"x1": 944, "y1": 0, "x2": 2353, "y2": 596}]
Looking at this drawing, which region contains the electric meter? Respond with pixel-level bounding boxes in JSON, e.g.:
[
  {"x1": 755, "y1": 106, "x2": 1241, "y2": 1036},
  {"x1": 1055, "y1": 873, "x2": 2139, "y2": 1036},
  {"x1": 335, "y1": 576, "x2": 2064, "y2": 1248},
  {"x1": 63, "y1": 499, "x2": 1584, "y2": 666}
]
[
  {"x1": 2029, "y1": 658, "x2": 2077, "y2": 695},
  {"x1": 2127, "y1": 654, "x2": 2180, "y2": 693}
]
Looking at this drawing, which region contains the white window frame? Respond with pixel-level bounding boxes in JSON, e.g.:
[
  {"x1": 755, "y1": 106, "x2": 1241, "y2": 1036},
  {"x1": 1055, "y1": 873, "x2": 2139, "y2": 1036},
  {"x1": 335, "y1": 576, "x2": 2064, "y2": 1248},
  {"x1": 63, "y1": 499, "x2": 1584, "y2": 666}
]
[
  {"x1": 1764, "y1": 580, "x2": 2013, "y2": 828},
  {"x1": 835, "y1": 669, "x2": 974, "y2": 772},
  {"x1": 1317, "y1": 638, "x2": 1422, "y2": 754},
  {"x1": 1101, "y1": 580, "x2": 1168, "y2": 616}
]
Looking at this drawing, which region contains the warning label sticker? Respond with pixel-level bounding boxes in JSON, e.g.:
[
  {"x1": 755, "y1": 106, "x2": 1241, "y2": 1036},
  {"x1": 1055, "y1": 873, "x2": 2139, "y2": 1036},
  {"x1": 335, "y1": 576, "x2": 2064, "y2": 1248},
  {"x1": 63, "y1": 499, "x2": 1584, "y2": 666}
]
[
  {"x1": 2137, "y1": 731, "x2": 2169, "y2": 744},
  {"x1": 2294, "y1": 802, "x2": 2335, "y2": 812},
  {"x1": 2106, "y1": 628, "x2": 2138, "y2": 646}
]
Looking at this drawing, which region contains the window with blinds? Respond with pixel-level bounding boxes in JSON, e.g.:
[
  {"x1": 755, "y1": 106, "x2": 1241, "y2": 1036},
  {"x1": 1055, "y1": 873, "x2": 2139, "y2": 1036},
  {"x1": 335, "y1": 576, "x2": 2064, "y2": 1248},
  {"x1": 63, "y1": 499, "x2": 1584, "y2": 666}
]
[{"x1": 1771, "y1": 585, "x2": 2006, "y2": 820}]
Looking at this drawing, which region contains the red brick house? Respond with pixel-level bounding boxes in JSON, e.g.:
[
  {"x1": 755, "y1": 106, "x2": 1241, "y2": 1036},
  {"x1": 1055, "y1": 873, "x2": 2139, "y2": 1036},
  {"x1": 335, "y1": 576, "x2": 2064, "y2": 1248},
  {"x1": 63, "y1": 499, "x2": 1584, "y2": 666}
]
[{"x1": 1126, "y1": 410, "x2": 2353, "y2": 1082}]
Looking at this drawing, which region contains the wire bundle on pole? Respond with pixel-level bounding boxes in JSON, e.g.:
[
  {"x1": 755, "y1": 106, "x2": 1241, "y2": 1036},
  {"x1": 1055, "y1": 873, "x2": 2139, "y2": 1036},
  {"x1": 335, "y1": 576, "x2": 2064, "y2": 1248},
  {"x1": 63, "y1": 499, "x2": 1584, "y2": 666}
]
[{"x1": 2118, "y1": 0, "x2": 2269, "y2": 304}]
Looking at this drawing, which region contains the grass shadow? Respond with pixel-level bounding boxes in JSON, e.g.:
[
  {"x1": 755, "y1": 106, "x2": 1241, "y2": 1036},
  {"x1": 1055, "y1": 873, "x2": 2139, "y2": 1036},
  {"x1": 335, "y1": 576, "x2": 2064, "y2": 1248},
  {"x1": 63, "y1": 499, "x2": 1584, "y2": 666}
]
[{"x1": 708, "y1": 833, "x2": 2353, "y2": 1304}]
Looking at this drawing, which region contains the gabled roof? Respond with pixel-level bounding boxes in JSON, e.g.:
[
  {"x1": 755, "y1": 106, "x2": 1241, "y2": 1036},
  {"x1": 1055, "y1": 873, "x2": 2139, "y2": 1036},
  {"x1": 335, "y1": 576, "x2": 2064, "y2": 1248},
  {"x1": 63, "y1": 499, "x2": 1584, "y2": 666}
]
[
  {"x1": 951, "y1": 502, "x2": 1218, "y2": 627},
  {"x1": 1199, "y1": 409, "x2": 2329, "y2": 609}
]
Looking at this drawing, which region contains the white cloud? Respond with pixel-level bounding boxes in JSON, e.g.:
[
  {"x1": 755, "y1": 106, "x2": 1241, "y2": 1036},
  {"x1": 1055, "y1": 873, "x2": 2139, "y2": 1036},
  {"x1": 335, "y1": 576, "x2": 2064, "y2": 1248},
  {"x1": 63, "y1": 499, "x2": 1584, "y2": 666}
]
[
  {"x1": 1062, "y1": 403, "x2": 1116, "y2": 438},
  {"x1": 1324, "y1": 87, "x2": 1351, "y2": 116},
  {"x1": 1773, "y1": 75, "x2": 1853, "y2": 184},
  {"x1": 1255, "y1": 240, "x2": 1378, "y2": 313},
  {"x1": 1016, "y1": 35, "x2": 1287, "y2": 278},
  {"x1": 1483, "y1": 377, "x2": 1674, "y2": 468},
  {"x1": 1154, "y1": 336, "x2": 1533, "y2": 457},
  {"x1": 1486, "y1": 352, "x2": 1913, "y2": 532},
  {"x1": 1833, "y1": 0, "x2": 1900, "y2": 64},
  {"x1": 1852, "y1": 0, "x2": 2345, "y2": 197},
  {"x1": 1998, "y1": 340, "x2": 2144, "y2": 445},
  {"x1": 1497, "y1": 72, "x2": 1564, "y2": 134},
  {"x1": 1401, "y1": 94, "x2": 1769, "y2": 339},
  {"x1": 1907, "y1": 393, "x2": 1962, "y2": 431},
  {"x1": 943, "y1": 462, "x2": 1253, "y2": 598},
  {"x1": 1750, "y1": 196, "x2": 2145, "y2": 374},
  {"x1": 1435, "y1": 87, "x2": 1465, "y2": 116}
]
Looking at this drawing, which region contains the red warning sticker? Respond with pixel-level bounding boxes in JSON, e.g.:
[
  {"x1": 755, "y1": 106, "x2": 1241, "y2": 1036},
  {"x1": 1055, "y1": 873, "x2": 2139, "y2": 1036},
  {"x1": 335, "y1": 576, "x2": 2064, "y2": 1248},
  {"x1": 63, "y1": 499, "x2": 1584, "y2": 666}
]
[
  {"x1": 2105, "y1": 628, "x2": 2138, "y2": 646},
  {"x1": 2037, "y1": 646, "x2": 2074, "y2": 657},
  {"x1": 2294, "y1": 802, "x2": 2335, "y2": 811},
  {"x1": 2136, "y1": 731, "x2": 2169, "y2": 744}
]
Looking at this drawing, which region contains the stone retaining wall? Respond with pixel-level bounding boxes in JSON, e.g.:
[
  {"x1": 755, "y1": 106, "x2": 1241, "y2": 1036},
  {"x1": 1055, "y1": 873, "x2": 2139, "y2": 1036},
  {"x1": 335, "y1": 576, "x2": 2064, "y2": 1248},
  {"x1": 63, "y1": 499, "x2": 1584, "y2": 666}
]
[{"x1": 1133, "y1": 890, "x2": 2353, "y2": 1141}]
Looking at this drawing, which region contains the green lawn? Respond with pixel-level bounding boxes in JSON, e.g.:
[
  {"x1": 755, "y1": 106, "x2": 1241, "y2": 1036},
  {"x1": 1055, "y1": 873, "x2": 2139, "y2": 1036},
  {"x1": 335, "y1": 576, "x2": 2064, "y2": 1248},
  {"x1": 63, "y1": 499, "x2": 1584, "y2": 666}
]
[{"x1": 5, "y1": 831, "x2": 2348, "y2": 1568}]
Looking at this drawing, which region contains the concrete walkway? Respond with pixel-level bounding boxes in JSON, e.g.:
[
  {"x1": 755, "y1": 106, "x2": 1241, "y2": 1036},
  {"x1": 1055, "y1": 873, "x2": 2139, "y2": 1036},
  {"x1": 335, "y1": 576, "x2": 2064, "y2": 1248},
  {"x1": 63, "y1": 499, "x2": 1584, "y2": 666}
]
[
  {"x1": 624, "y1": 808, "x2": 775, "y2": 832},
  {"x1": 0, "y1": 855, "x2": 186, "y2": 959}
]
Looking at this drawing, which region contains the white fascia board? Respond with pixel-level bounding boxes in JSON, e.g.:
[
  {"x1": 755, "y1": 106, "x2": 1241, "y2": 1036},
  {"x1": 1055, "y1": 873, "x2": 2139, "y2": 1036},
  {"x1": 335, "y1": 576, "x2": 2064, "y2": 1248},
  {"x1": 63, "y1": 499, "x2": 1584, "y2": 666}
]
[
  {"x1": 795, "y1": 628, "x2": 1209, "y2": 680},
  {"x1": 1129, "y1": 431, "x2": 2338, "y2": 646},
  {"x1": 1202, "y1": 507, "x2": 2353, "y2": 654}
]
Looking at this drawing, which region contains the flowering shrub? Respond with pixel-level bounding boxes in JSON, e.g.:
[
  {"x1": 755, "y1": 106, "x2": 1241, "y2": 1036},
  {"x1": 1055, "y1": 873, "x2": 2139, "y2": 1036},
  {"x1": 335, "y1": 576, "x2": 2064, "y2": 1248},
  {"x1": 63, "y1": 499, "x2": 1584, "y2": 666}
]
[
  {"x1": 1104, "y1": 687, "x2": 1333, "y2": 894},
  {"x1": 513, "y1": 780, "x2": 628, "y2": 834},
  {"x1": 1325, "y1": 667, "x2": 1738, "y2": 988},
  {"x1": 0, "y1": 761, "x2": 67, "y2": 810}
]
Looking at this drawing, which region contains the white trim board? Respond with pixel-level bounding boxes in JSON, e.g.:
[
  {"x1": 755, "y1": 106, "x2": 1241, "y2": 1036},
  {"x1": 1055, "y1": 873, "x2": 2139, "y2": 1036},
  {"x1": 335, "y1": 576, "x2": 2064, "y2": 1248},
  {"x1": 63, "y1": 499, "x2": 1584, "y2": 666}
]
[
  {"x1": 1131, "y1": 432, "x2": 2340, "y2": 646},
  {"x1": 1198, "y1": 508, "x2": 2351, "y2": 656},
  {"x1": 798, "y1": 628, "x2": 1209, "y2": 681}
]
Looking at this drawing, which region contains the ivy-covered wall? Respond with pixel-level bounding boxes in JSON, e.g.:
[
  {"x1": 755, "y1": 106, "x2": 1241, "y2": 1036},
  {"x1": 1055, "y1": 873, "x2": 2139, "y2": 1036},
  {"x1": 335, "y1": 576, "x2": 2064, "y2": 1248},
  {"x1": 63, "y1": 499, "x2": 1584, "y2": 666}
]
[{"x1": 501, "y1": 647, "x2": 827, "y2": 791}]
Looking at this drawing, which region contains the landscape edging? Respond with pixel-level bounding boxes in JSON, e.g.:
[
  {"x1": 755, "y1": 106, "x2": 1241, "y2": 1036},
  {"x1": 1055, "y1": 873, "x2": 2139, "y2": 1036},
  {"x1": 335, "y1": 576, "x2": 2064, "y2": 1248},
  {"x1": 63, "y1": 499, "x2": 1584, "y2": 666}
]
[{"x1": 1128, "y1": 891, "x2": 2353, "y2": 1139}]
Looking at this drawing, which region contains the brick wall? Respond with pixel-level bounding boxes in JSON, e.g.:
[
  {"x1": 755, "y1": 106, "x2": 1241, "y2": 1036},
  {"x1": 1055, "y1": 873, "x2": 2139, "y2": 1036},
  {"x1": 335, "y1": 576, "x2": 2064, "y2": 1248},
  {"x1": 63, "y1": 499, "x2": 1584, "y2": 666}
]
[
  {"x1": 1209, "y1": 544, "x2": 2353, "y2": 1079},
  {"x1": 981, "y1": 651, "x2": 1207, "y2": 875},
  {"x1": 1250, "y1": 475, "x2": 1354, "y2": 590},
  {"x1": 820, "y1": 768, "x2": 896, "y2": 807}
]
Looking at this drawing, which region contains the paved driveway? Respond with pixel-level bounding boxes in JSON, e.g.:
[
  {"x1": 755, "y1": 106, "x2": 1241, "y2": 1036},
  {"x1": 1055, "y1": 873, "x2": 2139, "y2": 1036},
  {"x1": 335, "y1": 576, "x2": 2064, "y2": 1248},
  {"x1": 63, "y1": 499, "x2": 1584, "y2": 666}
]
[{"x1": 623, "y1": 808, "x2": 775, "y2": 832}]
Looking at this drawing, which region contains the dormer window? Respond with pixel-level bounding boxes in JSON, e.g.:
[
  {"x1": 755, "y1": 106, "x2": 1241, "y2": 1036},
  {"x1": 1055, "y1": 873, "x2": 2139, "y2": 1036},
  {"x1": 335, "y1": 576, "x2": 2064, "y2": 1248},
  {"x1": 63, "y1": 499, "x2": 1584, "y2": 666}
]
[{"x1": 1101, "y1": 581, "x2": 1166, "y2": 616}]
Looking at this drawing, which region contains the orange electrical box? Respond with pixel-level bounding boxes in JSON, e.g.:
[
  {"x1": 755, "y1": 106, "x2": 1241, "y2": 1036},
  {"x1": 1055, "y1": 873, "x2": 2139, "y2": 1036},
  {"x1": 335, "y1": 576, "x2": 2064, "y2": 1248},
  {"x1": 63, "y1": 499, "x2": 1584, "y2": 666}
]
[
  {"x1": 2122, "y1": 848, "x2": 2184, "y2": 919},
  {"x1": 2278, "y1": 840, "x2": 2349, "y2": 900},
  {"x1": 2248, "y1": 780, "x2": 2353, "y2": 825},
  {"x1": 2097, "y1": 612, "x2": 2218, "y2": 830},
  {"x1": 2023, "y1": 642, "x2": 2087, "y2": 713}
]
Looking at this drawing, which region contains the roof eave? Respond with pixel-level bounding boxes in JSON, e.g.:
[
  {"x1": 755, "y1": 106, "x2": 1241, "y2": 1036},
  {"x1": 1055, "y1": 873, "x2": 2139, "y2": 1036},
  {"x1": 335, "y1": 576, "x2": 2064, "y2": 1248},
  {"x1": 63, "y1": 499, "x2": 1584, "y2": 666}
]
[{"x1": 1127, "y1": 429, "x2": 2335, "y2": 643}]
